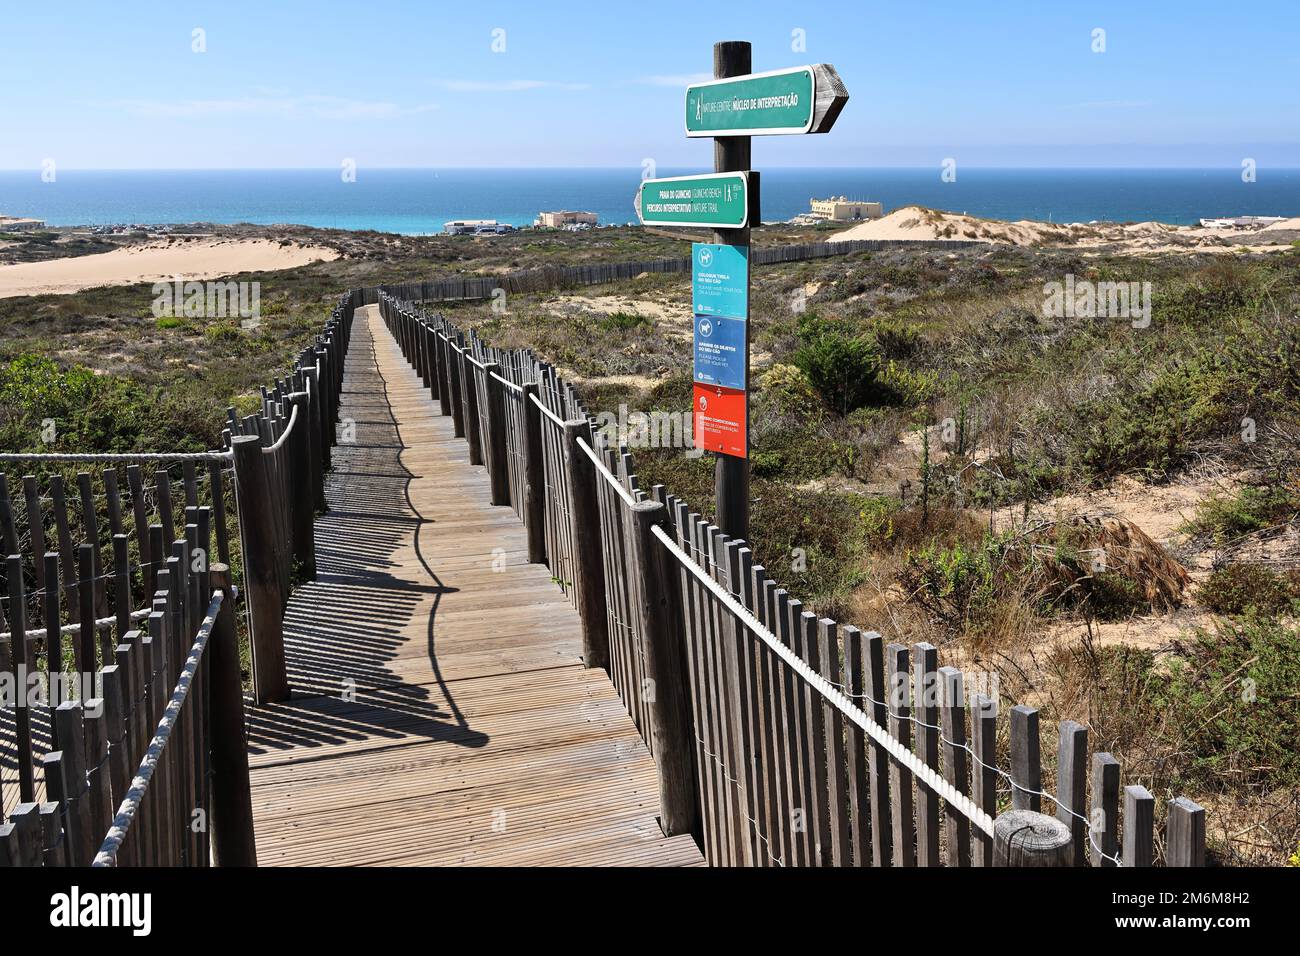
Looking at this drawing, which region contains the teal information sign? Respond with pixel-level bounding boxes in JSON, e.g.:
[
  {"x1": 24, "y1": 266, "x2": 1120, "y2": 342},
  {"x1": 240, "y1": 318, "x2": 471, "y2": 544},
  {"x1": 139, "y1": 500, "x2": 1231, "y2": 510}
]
[
  {"x1": 637, "y1": 173, "x2": 749, "y2": 228},
  {"x1": 691, "y1": 243, "x2": 749, "y2": 319},
  {"x1": 685, "y1": 66, "x2": 815, "y2": 136}
]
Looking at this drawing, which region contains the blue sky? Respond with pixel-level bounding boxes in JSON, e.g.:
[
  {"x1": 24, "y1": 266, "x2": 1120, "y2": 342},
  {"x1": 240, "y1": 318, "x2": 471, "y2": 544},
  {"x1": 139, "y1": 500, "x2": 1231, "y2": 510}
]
[{"x1": 1, "y1": 0, "x2": 1297, "y2": 169}]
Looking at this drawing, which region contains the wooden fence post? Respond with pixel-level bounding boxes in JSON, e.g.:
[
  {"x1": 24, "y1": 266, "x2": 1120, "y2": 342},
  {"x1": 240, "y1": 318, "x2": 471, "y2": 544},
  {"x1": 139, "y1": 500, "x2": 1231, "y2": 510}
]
[
  {"x1": 302, "y1": 366, "x2": 326, "y2": 514},
  {"x1": 460, "y1": 348, "x2": 484, "y2": 467},
  {"x1": 446, "y1": 337, "x2": 466, "y2": 438},
  {"x1": 209, "y1": 564, "x2": 257, "y2": 866},
  {"x1": 481, "y1": 362, "x2": 511, "y2": 507},
  {"x1": 561, "y1": 420, "x2": 610, "y2": 670},
  {"x1": 230, "y1": 435, "x2": 289, "y2": 704},
  {"x1": 628, "y1": 499, "x2": 698, "y2": 837},
  {"x1": 520, "y1": 382, "x2": 547, "y2": 564},
  {"x1": 1056, "y1": 719, "x2": 1088, "y2": 866},
  {"x1": 1091, "y1": 752, "x2": 1120, "y2": 867},
  {"x1": 993, "y1": 809, "x2": 1072, "y2": 866},
  {"x1": 288, "y1": 392, "x2": 315, "y2": 581},
  {"x1": 1166, "y1": 797, "x2": 1206, "y2": 867},
  {"x1": 1009, "y1": 704, "x2": 1041, "y2": 812},
  {"x1": 1123, "y1": 785, "x2": 1155, "y2": 867}
]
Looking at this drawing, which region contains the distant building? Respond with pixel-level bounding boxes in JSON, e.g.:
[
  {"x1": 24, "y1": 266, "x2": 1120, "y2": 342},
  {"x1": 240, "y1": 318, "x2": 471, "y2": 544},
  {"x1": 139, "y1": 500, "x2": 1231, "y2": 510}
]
[
  {"x1": 809, "y1": 197, "x2": 883, "y2": 222},
  {"x1": 444, "y1": 219, "x2": 516, "y2": 236},
  {"x1": 535, "y1": 210, "x2": 598, "y2": 228},
  {"x1": 1199, "y1": 215, "x2": 1287, "y2": 229},
  {"x1": 0, "y1": 216, "x2": 47, "y2": 233}
]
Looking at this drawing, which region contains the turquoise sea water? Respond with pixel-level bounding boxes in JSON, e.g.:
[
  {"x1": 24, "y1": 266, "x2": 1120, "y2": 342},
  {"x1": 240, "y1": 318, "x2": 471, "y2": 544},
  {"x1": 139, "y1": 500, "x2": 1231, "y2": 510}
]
[{"x1": 1, "y1": 167, "x2": 1297, "y2": 234}]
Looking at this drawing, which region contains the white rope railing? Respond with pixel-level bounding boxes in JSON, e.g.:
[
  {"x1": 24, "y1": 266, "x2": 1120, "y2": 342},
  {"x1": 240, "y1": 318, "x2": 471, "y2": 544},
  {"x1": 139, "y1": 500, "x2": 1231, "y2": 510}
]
[
  {"x1": 490, "y1": 370, "x2": 523, "y2": 393},
  {"x1": 649, "y1": 521, "x2": 998, "y2": 839},
  {"x1": 528, "y1": 390, "x2": 568, "y2": 428},
  {"x1": 0, "y1": 450, "x2": 231, "y2": 463},
  {"x1": 575, "y1": 436, "x2": 636, "y2": 508},
  {"x1": 261, "y1": 399, "x2": 301, "y2": 455},
  {"x1": 92, "y1": 589, "x2": 224, "y2": 866}
]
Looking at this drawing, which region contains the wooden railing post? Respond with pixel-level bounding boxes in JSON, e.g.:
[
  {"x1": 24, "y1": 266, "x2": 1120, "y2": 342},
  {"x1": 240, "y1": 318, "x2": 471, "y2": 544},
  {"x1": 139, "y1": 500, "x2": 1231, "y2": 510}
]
[
  {"x1": 562, "y1": 420, "x2": 609, "y2": 670},
  {"x1": 460, "y1": 348, "x2": 484, "y2": 467},
  {"x1": 628, "y1": 499, "x2": 698, "y2": 838},
  {"x1": 481, "y1": 362, "x2": 510, "y2": 507},
  {"x1": 209, "y1": 564, "x2": 257, "y2": 866},
  {"x1": 314, "y1": 347, "x2": 332, "y2": 470},
  {"x1": 303, "y1": 364, "x2": 326, "y2": 513},
  {"x1": 287, "y1": 392, "x2": 315, "y2": 581},
  {"x1": 520, "y1": 382, "x2": 547, "y2": 564},
  {"x1": 230, "y1": 435, "x2": 289, "y2": 704},
  {"x1": 435, "y1": 327, "x2": 452, "y2": 417},
  {"x1": 446, "y1": 336, "x2": 466, "y2": 438},
  {"x1": 993, "y1": 809, "x2": 1072, "y2": 866}
]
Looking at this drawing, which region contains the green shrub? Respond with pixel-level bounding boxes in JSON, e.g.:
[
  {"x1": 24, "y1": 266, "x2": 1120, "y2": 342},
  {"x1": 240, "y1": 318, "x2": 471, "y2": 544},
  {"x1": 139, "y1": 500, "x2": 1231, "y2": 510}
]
[
  {"x1": 204, "y1": 322, "x2": 243, "y2": 344},
  {"x1": 1155, "y1": 617, "x2": 1300, "y2": 789},
  {"x1": 1200, "y1": 563, "x2": 1300, "y2": 615},
  {"x1": 1185, "y1": 486, "x2": 1300, "y2": 542},
  {"x1": 791, "y1": 313, "x2": 884, "y2": 415},
  {"x1": 597, "y1": 311, "x2": 650, "y2": 332},
  {"x1": 156, "y1": 316, "x2": 185, "y2": 330}
]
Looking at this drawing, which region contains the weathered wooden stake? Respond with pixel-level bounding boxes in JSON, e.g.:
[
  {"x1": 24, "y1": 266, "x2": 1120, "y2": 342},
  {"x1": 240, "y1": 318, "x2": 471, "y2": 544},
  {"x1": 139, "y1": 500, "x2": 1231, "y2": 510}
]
[
  {"x1": 628, "y1": 499, "x2": 698, "y2": 837},
  {"x1": 230, "y1": 435, "x2": 289, "y2": 704},
  {"x1": 562, "y1": 420, "x2": 610, "y2": 670},
  {"x1": 209, "y1": 564, "x2": 257, "y2": 866},
  {"x1": 481, "y1": 362, "x2": 511, "y2": 506},
  {"x1": 520, "y1": 382, "x2": 547, "y2": 564}
]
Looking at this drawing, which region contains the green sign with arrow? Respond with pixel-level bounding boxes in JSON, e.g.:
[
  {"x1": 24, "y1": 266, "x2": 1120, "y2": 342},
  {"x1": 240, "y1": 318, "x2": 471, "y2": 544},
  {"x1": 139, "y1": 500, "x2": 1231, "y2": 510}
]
[
  {"x1": 685, "y1": 64, "x2": 848, "y2": 137},
  {"x1": 636, "y1": 172, "x2": 750, "y2": 228}
]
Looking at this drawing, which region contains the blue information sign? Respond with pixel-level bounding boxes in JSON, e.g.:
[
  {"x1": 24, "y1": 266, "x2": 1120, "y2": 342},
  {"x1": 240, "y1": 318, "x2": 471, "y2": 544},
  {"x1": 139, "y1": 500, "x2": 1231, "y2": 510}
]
[
  {"x1": 693, "y1": 314, "x2": 747, "y2": 390},
  {"x1": 692, "y1": 243, "x2": 749, "y2": 319}
]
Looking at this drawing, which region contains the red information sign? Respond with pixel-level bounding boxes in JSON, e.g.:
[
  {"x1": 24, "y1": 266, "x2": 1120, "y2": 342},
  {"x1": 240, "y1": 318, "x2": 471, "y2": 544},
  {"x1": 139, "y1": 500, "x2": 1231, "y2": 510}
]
[{"x1": 693, "y1": 383, "x2": 747, "y2": 459}]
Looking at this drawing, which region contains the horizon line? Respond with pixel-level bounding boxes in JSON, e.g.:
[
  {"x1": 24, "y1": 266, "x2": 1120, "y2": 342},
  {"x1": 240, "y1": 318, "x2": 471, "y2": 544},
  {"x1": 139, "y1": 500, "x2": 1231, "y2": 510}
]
[{"x1": 4, "y1": 164, "x2": 1300, "y2": 173}]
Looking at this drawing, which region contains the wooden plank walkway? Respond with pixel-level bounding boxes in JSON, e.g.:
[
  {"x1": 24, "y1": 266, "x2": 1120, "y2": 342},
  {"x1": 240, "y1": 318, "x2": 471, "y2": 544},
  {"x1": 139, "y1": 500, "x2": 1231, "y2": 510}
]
[{"x1": 245, "y1": 305, "x2": 703, "y2": 866}]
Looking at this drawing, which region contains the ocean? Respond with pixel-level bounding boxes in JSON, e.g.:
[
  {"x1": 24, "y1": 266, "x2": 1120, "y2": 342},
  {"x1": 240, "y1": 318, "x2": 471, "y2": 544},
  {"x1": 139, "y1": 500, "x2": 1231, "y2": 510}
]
[{"x1": 2, "y1": 167, "x2": 1298, "y2": 234}]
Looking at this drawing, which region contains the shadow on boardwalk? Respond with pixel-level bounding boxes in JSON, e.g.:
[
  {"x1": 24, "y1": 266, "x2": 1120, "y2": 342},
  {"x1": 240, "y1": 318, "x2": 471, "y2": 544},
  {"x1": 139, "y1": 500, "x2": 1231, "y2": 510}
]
[{"x1": 246, "y1": 319, "x2": 486, "y2": 756}]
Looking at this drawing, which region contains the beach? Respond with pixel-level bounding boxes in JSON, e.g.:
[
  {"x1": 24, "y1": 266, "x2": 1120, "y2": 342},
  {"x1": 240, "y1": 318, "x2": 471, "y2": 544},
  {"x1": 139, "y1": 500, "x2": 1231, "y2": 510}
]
[{"x1": 0, "y1": 236, "x2": 338, "y2": 298}]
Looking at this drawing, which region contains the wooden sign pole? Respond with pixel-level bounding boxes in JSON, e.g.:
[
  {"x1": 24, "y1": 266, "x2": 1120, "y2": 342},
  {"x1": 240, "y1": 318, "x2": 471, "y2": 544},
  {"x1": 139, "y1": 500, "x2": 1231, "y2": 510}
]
[{"x1": 712, "y1": 39, "x2": 751, "y2": 543}]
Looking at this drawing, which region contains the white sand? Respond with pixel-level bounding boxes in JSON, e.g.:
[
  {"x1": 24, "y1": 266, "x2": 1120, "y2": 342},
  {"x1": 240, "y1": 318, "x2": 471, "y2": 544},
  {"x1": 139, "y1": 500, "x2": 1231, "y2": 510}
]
[
  {"x1": 0, "y1": 238, "x2": 338, "y2": 298},
  {"x1": 829, "y1": 204, "x2": 1299, "y2": 254}
]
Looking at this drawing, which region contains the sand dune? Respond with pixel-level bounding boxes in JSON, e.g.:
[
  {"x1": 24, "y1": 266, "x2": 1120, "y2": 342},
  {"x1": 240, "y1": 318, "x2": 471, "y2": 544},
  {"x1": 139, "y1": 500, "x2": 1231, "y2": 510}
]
[
  {"x1": 829, "y1": 204, "x2": 1299, "y2": 254},
  {"x1": 0, "y1": 238, "x2": 338, "y2": 298}
]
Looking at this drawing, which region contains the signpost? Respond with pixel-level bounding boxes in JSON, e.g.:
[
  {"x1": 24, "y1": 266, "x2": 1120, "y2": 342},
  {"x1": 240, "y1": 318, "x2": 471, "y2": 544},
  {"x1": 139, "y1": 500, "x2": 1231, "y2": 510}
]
[
  {"x1": 674, "y1": 42, "x2": 848, "y2": 541},
  {"x1": 637, "y1": 172, "x2": 752, "y2": 229},
  {"x1": 685, "y1": 63, "x2": 849, "y2": 137}
]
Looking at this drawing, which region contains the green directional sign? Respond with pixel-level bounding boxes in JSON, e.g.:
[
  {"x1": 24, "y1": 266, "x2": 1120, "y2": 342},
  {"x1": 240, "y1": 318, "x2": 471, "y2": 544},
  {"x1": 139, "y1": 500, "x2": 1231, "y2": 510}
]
[
  {"x1": 637, "y1": 172, "x2": 749, "y2": 229},
  {"x1": 686, "y1": 66, "x2": 815, "y2": 136},
  {"x1": 685, "y1": 63, "x2": 848, "y2": 137}
]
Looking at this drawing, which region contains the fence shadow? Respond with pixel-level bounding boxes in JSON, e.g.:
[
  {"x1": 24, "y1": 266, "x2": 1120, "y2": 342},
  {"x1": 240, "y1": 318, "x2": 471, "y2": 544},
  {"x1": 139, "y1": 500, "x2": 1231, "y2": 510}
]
[{"x1": 246, "y1": 323, "x2": 487, "y2": 755}]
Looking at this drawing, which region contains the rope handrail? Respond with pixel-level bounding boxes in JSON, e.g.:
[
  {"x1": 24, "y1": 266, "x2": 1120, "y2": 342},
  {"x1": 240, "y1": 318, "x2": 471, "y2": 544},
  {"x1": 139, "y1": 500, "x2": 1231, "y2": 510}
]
[
  {"x1": 92, "y1": 588, "x2": 224, "y2": 867},
  {"x1": 575, "y1": 435, "x2": 637, "y2": 508},
  {"x1": 648, "y1": 521, "x2": 997, "y2": 838},
  {"x1": 490, "y1": 370, "x2": 524, "y2": 393},
  {"x1": 0, "y1": 450, "x2": 231, "y2": 463},
  {"x1": 261, "y1": 399, "x2": 301, "y2": 455},
  {"x1": 1, "y1": 606, "x2": 151, "y2": 642},
  {"x1": 528, "y1": 390, "x2": 567, "y2": 428}
]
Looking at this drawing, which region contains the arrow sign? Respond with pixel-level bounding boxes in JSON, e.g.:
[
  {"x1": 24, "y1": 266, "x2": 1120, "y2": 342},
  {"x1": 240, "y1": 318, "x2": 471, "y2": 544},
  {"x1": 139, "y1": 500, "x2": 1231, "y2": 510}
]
[
  {"x1": 636, "y1": 172, "x2": 751, "y2": 229},
  {"x1": 685, "y1": 64, "x2": 848, "y2": 137}
]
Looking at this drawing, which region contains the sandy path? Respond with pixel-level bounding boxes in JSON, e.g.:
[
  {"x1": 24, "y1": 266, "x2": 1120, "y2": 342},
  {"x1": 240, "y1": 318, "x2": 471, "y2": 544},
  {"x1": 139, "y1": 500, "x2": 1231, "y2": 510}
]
[{"x1": 0, "y1": 238, "x2": 338, "y2": 298}]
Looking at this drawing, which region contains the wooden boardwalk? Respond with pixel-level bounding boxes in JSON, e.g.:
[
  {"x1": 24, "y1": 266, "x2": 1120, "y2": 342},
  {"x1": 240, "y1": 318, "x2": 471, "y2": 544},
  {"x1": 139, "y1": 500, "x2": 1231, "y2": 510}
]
[{"x1": 244, "y1": 306, "x2": 703, "y2": 866}]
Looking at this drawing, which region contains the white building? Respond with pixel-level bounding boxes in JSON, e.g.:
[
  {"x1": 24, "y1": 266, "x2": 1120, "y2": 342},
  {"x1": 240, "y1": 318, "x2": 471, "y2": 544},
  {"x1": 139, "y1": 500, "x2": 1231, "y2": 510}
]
[
  {"x1": 444, "y1": 219, "x2": 516, "y2": 236},
  {"x1": 809, "y1": 197, "x2": 883, "y2": 222}
]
